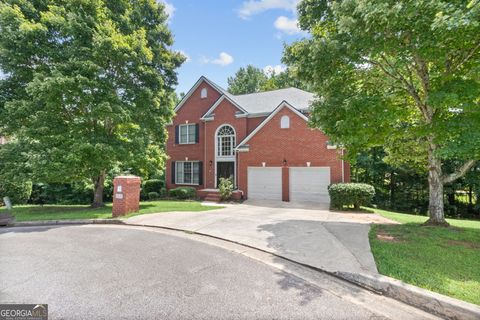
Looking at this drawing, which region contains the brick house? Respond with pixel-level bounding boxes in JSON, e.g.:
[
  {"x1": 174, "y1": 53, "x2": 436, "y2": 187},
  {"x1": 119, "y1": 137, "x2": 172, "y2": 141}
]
[{"x1": 166, "y1": 76, "x2": 350, "y2": 202}]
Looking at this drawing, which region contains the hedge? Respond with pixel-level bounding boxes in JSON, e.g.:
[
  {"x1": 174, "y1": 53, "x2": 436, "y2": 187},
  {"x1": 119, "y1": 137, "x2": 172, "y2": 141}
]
[
  {"x1": 328, "y1": 183, "x2": 375, "y2": 210},
  {"x1": 0, "y1": 180, "x2": 33, "y2": 205},
  {"x1": 169, "y1": 187, "x2": 196, "y2": 200},
  {"x1": 143, "y1": 179, "x2": 165, "y2": 194}
]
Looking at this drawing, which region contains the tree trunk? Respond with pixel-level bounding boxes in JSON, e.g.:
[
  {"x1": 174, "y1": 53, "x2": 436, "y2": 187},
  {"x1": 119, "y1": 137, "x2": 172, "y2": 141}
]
[
  {"x1": 389, "y1": 170, "x2": 395, "y2": 208},
  {"x1": 92, "y1": 171, "x2": 106, "y2": 208},
  {"x1": 425, "y1": 145, "x2": 449, "y2": 226}
]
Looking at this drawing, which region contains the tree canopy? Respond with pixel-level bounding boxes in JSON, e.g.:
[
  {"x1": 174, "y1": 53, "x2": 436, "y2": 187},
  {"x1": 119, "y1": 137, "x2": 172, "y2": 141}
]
[
  {"x1": 284, "y1": 0, "x2": 480, "y2": 224},
  {"x1": 227, "y1": 64, "x2": 309, "y2": 94},
  {"x1": 0, "y1": 0, "x2": 184, "y2": 206}
]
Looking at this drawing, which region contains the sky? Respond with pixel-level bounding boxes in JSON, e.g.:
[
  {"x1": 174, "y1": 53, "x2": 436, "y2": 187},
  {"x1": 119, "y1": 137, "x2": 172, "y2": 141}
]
[{"x1": 164, "y1": 0, "x2": 306, "y2": 94}]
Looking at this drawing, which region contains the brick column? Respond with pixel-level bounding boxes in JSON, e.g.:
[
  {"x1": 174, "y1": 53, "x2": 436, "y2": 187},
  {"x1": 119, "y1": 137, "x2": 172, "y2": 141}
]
[
  {"x1": 282, "y1": 166, "x2": 289, "y2": 202},
  {"x1": 112, "y1": 176, "x2": 141, "y2": 217}
]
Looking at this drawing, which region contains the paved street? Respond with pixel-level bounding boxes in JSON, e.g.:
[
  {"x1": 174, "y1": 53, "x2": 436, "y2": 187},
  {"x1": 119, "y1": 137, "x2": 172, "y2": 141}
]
[
  {"x1": 126, "y1": 200, "x2": 397, "y2": 274},
  {"x1": 0, "y1": 225, "x2": 436, "y2": 319}
]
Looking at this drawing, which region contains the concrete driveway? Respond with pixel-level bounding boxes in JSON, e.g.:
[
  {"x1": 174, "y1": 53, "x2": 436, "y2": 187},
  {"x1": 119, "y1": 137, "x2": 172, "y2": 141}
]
[{"x1": 126, "y1": 200, "x2": 396, "y2": 275}]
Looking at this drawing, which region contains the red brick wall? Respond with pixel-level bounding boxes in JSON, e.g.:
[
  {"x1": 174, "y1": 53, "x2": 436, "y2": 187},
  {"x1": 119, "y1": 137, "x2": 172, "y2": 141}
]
[
  {"x1": 246, "y1": 116, "x2": 267, "y2": 134},
  {"x1": 166, "y1": 81, "x2": 221, "y2": 190},
  {"x1": 238, "y1": 107, "x2": 349, "y2": 198},
  {"x1": 112, "y1": 176, "x2": 141, "y2": 217}
]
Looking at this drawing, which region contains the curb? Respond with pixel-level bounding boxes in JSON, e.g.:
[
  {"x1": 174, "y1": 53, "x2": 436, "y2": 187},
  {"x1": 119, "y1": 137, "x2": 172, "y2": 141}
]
[
  {"x1": 4, "y1": 220, "x2": 479, "y2": 319},
  {"x1": 11, "y1": 219, "x2": 123, "y2": 227},
  {"x1": 336, "y1": 272, "x2": 480, "y2": 320}
]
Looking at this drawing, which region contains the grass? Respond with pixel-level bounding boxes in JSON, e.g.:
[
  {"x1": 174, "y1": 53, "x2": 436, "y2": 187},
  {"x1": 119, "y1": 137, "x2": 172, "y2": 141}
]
[
  {"x1": 369, "y1": 207, "x2": 480, "y2": 305},
  {"x1": 0, "y1": 200, "x2": 223, "y2": 222}
]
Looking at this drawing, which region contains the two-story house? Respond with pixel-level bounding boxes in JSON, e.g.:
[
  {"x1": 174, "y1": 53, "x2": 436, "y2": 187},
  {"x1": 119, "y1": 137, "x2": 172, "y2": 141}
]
[{"x1": 166, "y1": 76, "x2": 350, "y2": 203}]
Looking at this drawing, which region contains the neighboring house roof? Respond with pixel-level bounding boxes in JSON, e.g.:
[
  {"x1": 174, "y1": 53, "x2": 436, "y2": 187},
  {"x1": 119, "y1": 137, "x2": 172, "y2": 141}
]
[
  {"x1": 187, "y1": 76, "x2": 315, "y2": 118},
  {"x1": 236, "y1": 101, "x2": 309, "y2": 150}
]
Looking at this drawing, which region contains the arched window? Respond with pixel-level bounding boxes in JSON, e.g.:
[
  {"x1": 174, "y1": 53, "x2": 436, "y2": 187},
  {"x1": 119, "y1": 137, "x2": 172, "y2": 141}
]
[
  {"x1": 201, "y1": 87, "x2": 208, "y2": 98},
  {"x1": 217, "y1": 125, "x2": 235, "y2": 157},
  {"x1": 280, "y1": 115, "x2": 290, "y2": 128}
]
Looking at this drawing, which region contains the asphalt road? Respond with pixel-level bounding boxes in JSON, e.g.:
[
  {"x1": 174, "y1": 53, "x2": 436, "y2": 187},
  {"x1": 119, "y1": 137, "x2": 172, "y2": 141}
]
[{"x1": 0, "y1": 225, "x2": 430, "y2": 319}]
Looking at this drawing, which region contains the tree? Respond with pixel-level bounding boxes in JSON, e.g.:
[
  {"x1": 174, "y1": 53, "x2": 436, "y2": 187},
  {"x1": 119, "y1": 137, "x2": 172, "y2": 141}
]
[
  {"x1": 284, "y1": 0, "x2": 480, "y2": 225},
  {"x1": 227, "y1": 65, "x2": 268, "y2": 94},
  {"x1": 0, "y1": 0, "x2": 184, "y2": 207},
  {"x1": 227, "y1": 64, "x2": 310, "y2": 94}
]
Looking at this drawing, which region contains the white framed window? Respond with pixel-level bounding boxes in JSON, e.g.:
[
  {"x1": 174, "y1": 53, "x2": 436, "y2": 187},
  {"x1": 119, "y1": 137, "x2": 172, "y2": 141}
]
[
  {"x1": 179, "y1": 124, "x2": 197, "y2": 144},
  {"x1": 216, "y1": 125, "x2": 235, "y2": 157},
  {"x1": 176, "y1": 161, "x2": 200, "y2": 185},
  {"x1": 280, "y1": 115, "x2": 290, "y2": 128},
  {"x1": 201, "y1": 87, "x2": 208, "y2": 98}
]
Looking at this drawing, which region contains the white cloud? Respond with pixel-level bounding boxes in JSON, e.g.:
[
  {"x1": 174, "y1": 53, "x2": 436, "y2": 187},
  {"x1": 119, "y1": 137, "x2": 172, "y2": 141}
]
[
  {"x1": 274, "y1": 16, "x2": 301, "y2": 34},
  {"x1": 263, "y1": 64, "x2": 286, "y2": 76},
  {"x1": 177, "y1": 50, "x2": 191, "y2": 63},
  {"x1": 238, "y1": 0, "x2": 299, "y2": 19},
  {"x1": 159, "y1": 1, "x2": 175, "y2": 22},
  {"x1": 201, "y1": 52, "x2": 234, "y2": 67}
]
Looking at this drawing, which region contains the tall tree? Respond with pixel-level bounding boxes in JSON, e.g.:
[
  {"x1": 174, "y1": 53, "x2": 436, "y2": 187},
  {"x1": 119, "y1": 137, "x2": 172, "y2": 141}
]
[
  {"x1": 284, "y1": 0, "x2": 480, "y2": 225},
  {"x1": 227, "y1": 65, "x2": 268, "y2": 94},
  {"x1": 0, "y1": 0, "x2": 184, "y2": 207}
]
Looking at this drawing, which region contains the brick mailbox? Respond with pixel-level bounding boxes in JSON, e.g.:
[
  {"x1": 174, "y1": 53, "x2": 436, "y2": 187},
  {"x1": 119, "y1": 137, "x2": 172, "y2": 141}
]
[{"x1": 112, "y1": 176, "x2": 141, "y2": 217}]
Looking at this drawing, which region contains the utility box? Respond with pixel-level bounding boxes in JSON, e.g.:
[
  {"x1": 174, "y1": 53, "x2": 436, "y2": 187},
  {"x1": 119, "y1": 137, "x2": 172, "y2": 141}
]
[{"x1": 112, "y1": 176, "x2": 141, "y2": 217}]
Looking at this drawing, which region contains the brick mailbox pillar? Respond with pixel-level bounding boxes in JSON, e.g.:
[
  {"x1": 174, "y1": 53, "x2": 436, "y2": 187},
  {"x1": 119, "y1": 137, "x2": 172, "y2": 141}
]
[{"x1": 112, "y1": 176, "x2": 141, "y2": 217}]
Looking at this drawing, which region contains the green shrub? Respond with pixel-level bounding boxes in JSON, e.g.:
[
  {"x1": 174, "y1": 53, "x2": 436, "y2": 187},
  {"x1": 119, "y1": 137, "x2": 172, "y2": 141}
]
[
  {"x1": 0, "y1": 180, "x2": 33, "y2": 205},
  {"x1": 328, "y1": 183, "x2": 375, "y2": 210},
  {"x1": 219, "y1": 177, "x2": 233, "y2": 201},
  {"x1": 30, "y1": 182, "x2": 94, "y2": 205},
  {"x1": 148, "y1": 192, "x2": 160, "y2": 200},
  {"x1": 160, "y1": 187, "x2": 167, "y2": 197},
  {"x1": 143, "y1": 179, "x2": 164, "y2": 194},
  {"x1": 169, "y1": 187, "x2": 196, "y2": 200}
]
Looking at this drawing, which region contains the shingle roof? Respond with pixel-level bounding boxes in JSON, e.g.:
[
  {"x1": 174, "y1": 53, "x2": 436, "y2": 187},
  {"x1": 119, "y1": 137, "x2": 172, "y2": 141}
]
[{"x1": 227, "y1": 88, "x2": 315, "y2": 114}]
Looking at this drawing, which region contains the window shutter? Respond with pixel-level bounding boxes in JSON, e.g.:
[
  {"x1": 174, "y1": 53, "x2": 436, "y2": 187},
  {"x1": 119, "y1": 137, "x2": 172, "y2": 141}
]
[
  {"x1": 198, "y1": 161, "x2": 203, "y2": 185},
  {"x1": 195, "y1": 124, "x2": 200, "y2": 143},
  {"x1": 171, "y1": 162, "x2": 176, "y2": 184},
  {"x1": 175, "y1": 126, "x2": 179, "y2": 144}
]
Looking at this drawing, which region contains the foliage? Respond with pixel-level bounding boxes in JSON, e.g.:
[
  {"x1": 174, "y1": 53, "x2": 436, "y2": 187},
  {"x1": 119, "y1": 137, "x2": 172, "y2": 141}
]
[
  {"x1": 328, "y1": 183, "x2": 375, "y2": 210},
  {"x1": 0, "y1": 0, "x2": 184, "y2": 207},
  {"x1": 369, "y1": 208, "x2": 480, "y2": 304},
  {"x1": 0, "y1": 179, "x2": 32, "y2": 205},
  {"x1": 143, "y1": 179, "x2": 165, "y2": 195},
  {"x1": 169, "y1": 187, "x2": 196, "y2": 200},
  {"x1": 0, "y1": 201, "x2": 223, "y2": 222},
  {"x1": 227, "y1": 64, "x2": 309, "y2": 94},
  {"x1": 30, "y1": 182, "x2": 93, "y2": 205},
  {"x1": 284, "y1": 0, "x2": 480, "y2": 223},
  {"x1": 218, "y1": 177, "x2": 234, "y2": 201},
  {"x1": 147, "y1": 192, "x2": 160, "y2": 200}
]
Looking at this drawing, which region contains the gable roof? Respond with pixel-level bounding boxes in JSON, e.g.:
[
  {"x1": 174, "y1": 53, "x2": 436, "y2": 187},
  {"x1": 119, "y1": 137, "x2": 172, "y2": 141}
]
[
  {"x1": 176, "y1": 76, "x2": 316, "y2": 116},
  {"x1": 174, "y1": 76, "x2": 230, "y2": 112},
  {"x1": 235, "y1": 101, "x2": 309, "y2": 149},
  {"x1": 200, "y1": 95, "x2": 248, "y2": 120},
  {"x1": 231, "y1": 88, "x2": 315, "y2": 114}
]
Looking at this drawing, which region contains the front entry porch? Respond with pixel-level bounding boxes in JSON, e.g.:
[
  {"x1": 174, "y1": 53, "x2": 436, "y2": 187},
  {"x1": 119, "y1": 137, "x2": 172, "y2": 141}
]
[{"x1": 197, "y1": 188, "x2": 243, "y2": 202}]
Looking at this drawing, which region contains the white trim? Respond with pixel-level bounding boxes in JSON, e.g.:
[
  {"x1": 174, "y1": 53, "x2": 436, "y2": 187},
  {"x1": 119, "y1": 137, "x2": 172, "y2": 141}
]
[
  {"x1": 214, "y1": 124, "x2": 236, "y2": 188},
  {"x1": 341, "y1": 149, "x2": 345, "y2": 183},
  {"x1": 236, "y1": 101, "x2": 309, "y2": 149},
  {"x1": 174, "y1": 76, "x2": 228, "y2": 113},
  {"x1": 247, "y1": 112, "x2": 270, "y2": 118},
  {"x1": 200, "y1": 95, "x2": 248, "y2": 120},
  {"x1": 178, "y1": 123, "x2": 196, "y2": 144}
]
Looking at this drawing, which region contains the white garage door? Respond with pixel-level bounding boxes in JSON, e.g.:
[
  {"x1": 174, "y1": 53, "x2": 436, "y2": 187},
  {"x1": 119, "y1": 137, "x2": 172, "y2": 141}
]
[
  {"x1": 247, "y1": 167, "x2": 282, "y2": 201},
  {"x1": 290, "y1": 167, "x2": 330, "y2": 203}
]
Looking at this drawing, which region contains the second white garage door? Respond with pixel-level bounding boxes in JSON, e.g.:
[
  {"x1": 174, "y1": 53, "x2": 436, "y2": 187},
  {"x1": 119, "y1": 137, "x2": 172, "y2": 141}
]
[
  {"x1": 247, "y1": 167, "x2": 282, "y2": 201},
  {"x1": 290, "y1": 167, "x2": 330, "y2": 203}
]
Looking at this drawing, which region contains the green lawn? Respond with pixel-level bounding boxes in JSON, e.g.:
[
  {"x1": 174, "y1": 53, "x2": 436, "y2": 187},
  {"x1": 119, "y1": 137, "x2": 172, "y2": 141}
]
[
  {"x1": 370, "y1": 208, "x2": 480, "y2": 305},
  {"x1": 0, "y1": 200, "x2": 222, "y2": 222}
]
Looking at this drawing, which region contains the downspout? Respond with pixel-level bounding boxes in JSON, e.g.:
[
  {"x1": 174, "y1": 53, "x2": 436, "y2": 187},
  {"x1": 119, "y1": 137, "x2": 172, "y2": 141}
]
[{"x1": 341, "y1": 149, "x2": 345, "y2": 183}]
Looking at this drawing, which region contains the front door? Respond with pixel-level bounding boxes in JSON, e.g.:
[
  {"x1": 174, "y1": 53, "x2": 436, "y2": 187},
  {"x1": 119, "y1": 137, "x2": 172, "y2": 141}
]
[{"x1": 217, "y1": 161, "x2": 234, "y2": 187}]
